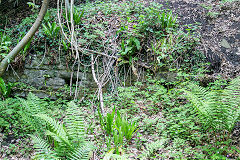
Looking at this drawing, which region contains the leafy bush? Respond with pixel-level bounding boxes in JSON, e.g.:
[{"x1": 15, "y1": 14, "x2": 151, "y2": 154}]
[
  {"x1": 120, "y1": 37, "x2": 141, "y2": 64},
  {"x1": 0, "y1": 93, "x2": 66, "y2": 136},
  {"x1": 0, "y1": 77, "x2": 15, "y2": 99},
  {"x1": 182, "y1": 76, "x2": 240, "y2": 138},
  {"x1": 31, "y1": 101, "x2": 94, "y2": 160},
  {"x1": 99, "y1": 108, "x2": 138, "y2": 154},
  {"x1": 0, "y1": 32, "x2": 11, "y2": 58},
  {"x1": 42, "y1": 22, "x2": 60, "y2": 39}
]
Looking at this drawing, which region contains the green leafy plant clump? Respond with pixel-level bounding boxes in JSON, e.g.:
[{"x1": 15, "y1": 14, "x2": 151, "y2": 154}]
[
  {"x1": 120, "y1": 37, "x2": 141, "y2": 64},
  {"x1": 115, "y1": 110, "x2": 138, "y2": 141},
  {"x1": 182, "y1": 76, "x2": 240, "y2": 139},
  {"x1": 0, "y1": 32, "x2": 11, "y2": 59},
  {"x1": 42, "y1": 22, "x2": 60, "y2": 39},
  {"x1": 157, "y1": 10, "x2": 178, "y2": 31},
  {"x1": 99, "y1": 108, "x2": 138, "y2": 154},
  {"x1": 64, "y1": 7, "x2": 85, "y2": 26},
  {"x1": 31, "y1": 101, "x2": 94, "y2": 160},
  {"x1": 0, "y1": 77, "x2": 15, "y2": 99}
]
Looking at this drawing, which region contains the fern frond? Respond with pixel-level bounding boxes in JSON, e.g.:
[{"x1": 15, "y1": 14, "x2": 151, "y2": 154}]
[
  {"x1": 183, "y1": 84, "x2": 226, "y2": 131},
  {"x1": 21, "y1": 93, "x2": 43, "y2": 114},
  {"x1": 64, "y1": 101, "x2": 85, "y2": 145},
  {"x1": 21, "y1": 93, "x2": 48, "y2": 118},
  {"x1": 68, "y1": 143, "x2": 94, "y2": 160},
  {"x1": 222, "y1": 76, "x2": 240, "y2": 131},
  {"x1": 224, "y1": 76, "x2": 240, "y2": 107},
  {"x1": 19, "y1": 93, "x2": 46, "y2": 133},
  {"x1": 35, "y1": 114, "x2": 71, "y2": 147},
  {"x1": 181, "y1": 83, "x2": 211, "y2": 120},
  {"x1": 182, "y1": 77, "x2": 240, "y2": 133},
  {"x1": 31, "y1": 103, "x2": 94, "y2": 160},
  {"x1": 30, "y1": 135, "x2": 59, "y2": 160},
  {"x1": 206, "y1": 90, "x2": 225, "y2": 130},
  {"x1": 139, "y1": 139, "x2": 167, "y2": 159}
]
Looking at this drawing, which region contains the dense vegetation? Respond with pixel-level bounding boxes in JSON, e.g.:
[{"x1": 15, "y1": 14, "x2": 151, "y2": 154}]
[{"x1": 0, "y1": 0, "x2": 240, "y2": 159}]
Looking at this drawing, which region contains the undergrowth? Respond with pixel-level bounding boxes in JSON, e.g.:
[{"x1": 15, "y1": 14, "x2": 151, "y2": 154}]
[
  {"x1": 0, "y1": 0, "x2": 239, "y2": 159},
  {"x1": 1, "y1": 0, "x2": 207, "y2": 76}
]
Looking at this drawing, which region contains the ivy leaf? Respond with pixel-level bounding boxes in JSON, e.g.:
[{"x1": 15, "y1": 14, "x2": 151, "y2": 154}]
[
  {"x1": 133, "y1": 38, "x2": 140, "y2": 50},
  {"x1": 125, "y1": 46, "x2": 133, "y2": 54}
]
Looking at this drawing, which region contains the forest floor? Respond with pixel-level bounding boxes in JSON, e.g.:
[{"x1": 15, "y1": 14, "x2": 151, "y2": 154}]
[{"x1": 0, "y1": 0, "x2": 240, "y2": 159}]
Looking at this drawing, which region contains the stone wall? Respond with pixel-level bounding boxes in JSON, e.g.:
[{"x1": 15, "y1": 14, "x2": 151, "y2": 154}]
[
  {"x1": 4, "y1": 53, "x2": 179, "y2": 99},
  {"x1": 5, "y1": 53, "x2": 97, "y2": 99}
]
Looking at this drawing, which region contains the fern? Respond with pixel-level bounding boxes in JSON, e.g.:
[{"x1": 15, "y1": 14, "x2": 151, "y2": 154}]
[
  {"x1": 31, "y1": 101, "x2": 94, "y2": 160},
  {"x1": 20, "y1": 93, "x2": 47, "y2": 134},
  {"x1": 139, "y1": 139, "x2": 167, "y2": 159},
  {"x1": 64, "y1": 101, "x2": 85, "y2": 145},
  {"x1": 69, "y1": 145, "x2": 93, "y2": 160},
  {"x1": 30, "y1": 135, "x2": 59, "y2": 160},
  {"x1": 222, "y1": 76, "x2": 240, "y2": 131},
  {"x1": 36, "y1": 114, "x2": 71, "y2": 148},
  {"x1": 21, "y1": 93, "x2": 45, "y2": 114},
  {"x1": 182, "y1": 76, "x2": 240, "y2": 134}
]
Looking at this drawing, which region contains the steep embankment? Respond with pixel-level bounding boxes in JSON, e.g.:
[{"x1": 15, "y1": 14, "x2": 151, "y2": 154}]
[{"x1": 158, "y1": 0, "x2": 240, "y2": 77}]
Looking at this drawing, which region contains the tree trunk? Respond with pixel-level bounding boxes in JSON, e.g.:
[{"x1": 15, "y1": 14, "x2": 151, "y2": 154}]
[{"x1": 0, "y1": 0, "x2": 50, "y2": 77}]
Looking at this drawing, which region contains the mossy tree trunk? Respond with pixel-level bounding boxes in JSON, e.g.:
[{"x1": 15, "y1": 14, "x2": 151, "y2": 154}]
[{"x1": 0, "y1": 0, "x2": 50, "y2": 77}]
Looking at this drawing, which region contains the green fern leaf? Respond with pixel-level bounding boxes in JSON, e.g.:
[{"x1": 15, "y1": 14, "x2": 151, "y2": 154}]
[
  {"x1": 182, "y1": 76, "x2": 240, "y2": 133},
  {"x1": 68, "y1": 144, "x2": 94, "y2": 160},
  {"x1": 31, "y1": 102, "x2": 94, "y2": 160},
  {"x1": 31, "y1": 135, "x2": 59, "y2": 160},
  {"x1": 35, "y1": 114, "x2": 71, "y2": 147},
  {"x1": 139, "y1": 139, "x2": 167, "y2": 159},
  {"x1": 19, "y1": 93, "x2": 47, "y2": 133},
  {"x1": 64, "y1": 101, "x2": 85, "y2": 145}
]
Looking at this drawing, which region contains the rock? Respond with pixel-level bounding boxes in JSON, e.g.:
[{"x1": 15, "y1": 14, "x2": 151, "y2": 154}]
[
  {"x1": 59, "y1": 71, "x2": 86, "y2": 81},
  {"x1": 232, "y1": 121, "x2": 240, "y2": 145},
  {"x1": 156, "y1": 72, "x2": 178, "y2": 82},
  {"x1": 236, "y1": 47, "x2": 240, "y2": 55},
  {"x1": 46, "y1": 77, "x2": 65, "y2": 89},
  {"x1": 33, "y1": 91, "x2": 57, "y2": 99},
  {"x1": 220, "y1": 39, "x2": 231, "y2": 49}
]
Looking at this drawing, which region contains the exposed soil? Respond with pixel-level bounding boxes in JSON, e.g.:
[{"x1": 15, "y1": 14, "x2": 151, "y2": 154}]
[{"x1": 157, "y1": 0, "x2": 240, "y2": 78}]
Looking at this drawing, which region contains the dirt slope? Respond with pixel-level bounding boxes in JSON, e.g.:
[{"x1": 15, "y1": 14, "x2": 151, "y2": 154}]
[{"x1": 158, "y1": 0, "x2": 240, "y2": 78}]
